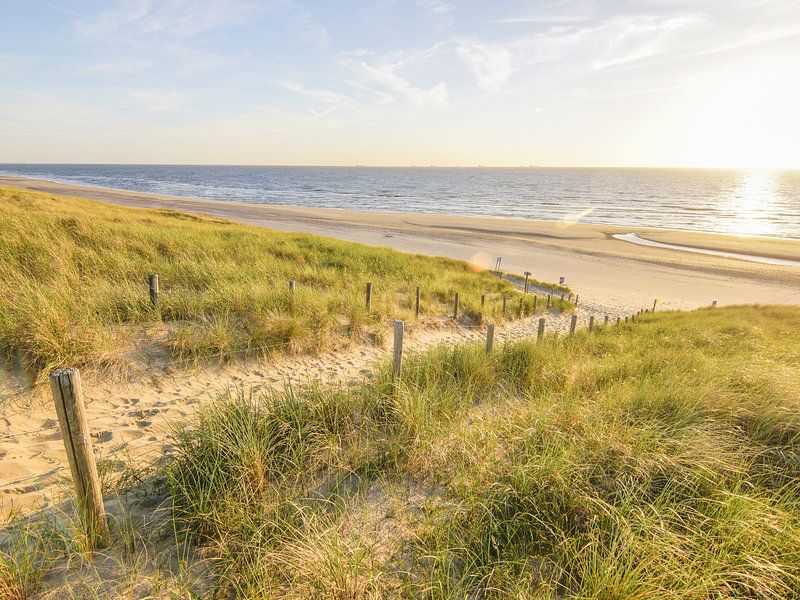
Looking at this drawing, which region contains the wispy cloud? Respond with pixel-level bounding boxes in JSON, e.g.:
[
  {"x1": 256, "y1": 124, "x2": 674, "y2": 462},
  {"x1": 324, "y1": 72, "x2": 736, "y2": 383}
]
[
  {"x1": 456, "y1": 40, "x2": 514, "y2": 92},
  {"x1": 354, "y1": 60, "x2": 449, "y2": 107}
]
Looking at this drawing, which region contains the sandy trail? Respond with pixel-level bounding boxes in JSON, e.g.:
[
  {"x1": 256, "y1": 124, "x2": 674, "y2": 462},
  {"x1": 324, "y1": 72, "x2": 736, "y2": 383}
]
[{"x1": 1, "y1": 305, "x2": 602, "y2": 518}]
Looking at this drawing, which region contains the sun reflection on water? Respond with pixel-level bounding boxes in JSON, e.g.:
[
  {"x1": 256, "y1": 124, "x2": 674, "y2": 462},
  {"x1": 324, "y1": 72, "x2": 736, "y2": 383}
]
[{"x1": 721, "y1": 170, "x2": 781, "y2": 236}]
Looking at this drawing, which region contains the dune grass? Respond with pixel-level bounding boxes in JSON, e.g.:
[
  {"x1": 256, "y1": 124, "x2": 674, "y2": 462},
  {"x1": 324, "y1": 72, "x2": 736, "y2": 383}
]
[
  {"x1": 152, "y1": 305, "x2": 800, "y2": 597},
  {"x1": 0, "y1": 187, "x2": 569, "y2": 378},
  {"x1": 2, "y1": 306, "x2": 800, "y2": 597}
]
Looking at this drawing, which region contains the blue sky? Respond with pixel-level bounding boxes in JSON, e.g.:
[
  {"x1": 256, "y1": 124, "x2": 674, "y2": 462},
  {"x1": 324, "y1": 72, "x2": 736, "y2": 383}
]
[{"x1": 1, "y1": 0, "x2": 799, "y2": 167}]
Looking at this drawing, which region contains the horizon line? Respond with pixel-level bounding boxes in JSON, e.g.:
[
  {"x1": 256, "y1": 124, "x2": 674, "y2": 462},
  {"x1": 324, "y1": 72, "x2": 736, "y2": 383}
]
[{"x1": 1, "y1": 162, "x2": 798, "y2": 171}]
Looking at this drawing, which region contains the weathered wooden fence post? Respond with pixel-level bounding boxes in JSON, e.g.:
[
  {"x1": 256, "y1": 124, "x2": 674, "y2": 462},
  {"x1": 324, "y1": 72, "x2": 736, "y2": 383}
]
[
  {"x1": 486, "y1": 323, "x2": 495, "y2": 353},
  {"x1": 524, "y1": 271, "x2": 531, "y2": 294},
  {"x1": 289, "y1": 280, "x2": 296, "y2": 294},
  {"x1": 569, "y1": 314, "x2": 577, "y2": 335},
  {"x1": 575, "y1": 294, "x2": 579, "y2": 306},
  {"x1": 533, "y1": 295, "x2": 538, "y2": 311},
  {"x1": 392, "y1": 320, "x2": 404, "y2": 380},
  {"x1": 365, "y1": 282, "x2": 372, "y2": 310},
  {"x1": 537, "y1": 317, "x2": 545, "y2": 339},
  {"x1": 604, "y1": 315, "x2": 609, "y2": 325},
  {"x1": 480, "y1": 294, "x2": 485, "y2": 308},
  {"x1": 547, "y1": 294, "x2": 551, "y2": 308},
  {"x1": 148, "y1": 274, "x2": 159, "y2": 307},
  {"x1": 415, "y1": 286, "x2": 421, "y2": 317},
  {"x1": 711, "y1": 299, "x2": 717, "y2": 308},
  {"x1": 453, "y1": 292, "x2": 460, "y2": 319},
  {"x1": 652, "y1": 298, "x2": 658, "y2": 312},
  {"x1": 50, "y1": 368, "x2": 109, "y2": 548},
  {"x1": 589, "y1": 315, "x2": 595, "y2": 332}
]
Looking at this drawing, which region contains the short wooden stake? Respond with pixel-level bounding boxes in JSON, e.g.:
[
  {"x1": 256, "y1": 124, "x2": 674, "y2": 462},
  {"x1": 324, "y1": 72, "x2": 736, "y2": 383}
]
[
  {"x1": 588, "y1": 315, "x2": 595, "y2": 332},
  {"x1": 392, "y1": 320, "x2": 404, "y2": 380},
  {"x1": 547, "y1": 294, "x2": 551, "y2": 308},
  {"x1": 575, "y1": 294, "x2": 579, "y2": 306},
  {"x1": 569, "y1": 314, "x2": 577, "y2": 335},
  {"x1": 415, "y1": 286, "x2": 421, "y2": 317},
  {"x1": 485, "y1": 323, "x2": 495, "y2": 353},
  {"x1": 537, "y1": 317, "x2": 545, "y2": 339},
  {"x1": 533, "y1": 295, "x2": 538, "y2": 311},
  {"x1": 604, "y1": 315, "x2": 609, "y2": 325},
  {"x1": 289, "y1": 280, "x2": 296, "y2": 294},
  {"x1": 366, "y1": 282, "x2": 372, "y2": 310},
  {"x1": 711, "y1": 299, "x2": 717, "y2": 308},
  {"x1": 652, "y1": 298, "x2": 658, "y2": 312},
  {"x1": 453, "y1": 292, "x2": 460, "y2": 319},
  {"x1": 148, "y1": 274, "x2": 159, "y2": 307},
  {"x1": 480, "y1": 294, "x2": 485, "y2": 308},
  {"x1": 50, "y1": 368, "x2": 109, "y2": 548},
  {"x1": 524, "y1": 271, "x2": 531, "y2": 294}
]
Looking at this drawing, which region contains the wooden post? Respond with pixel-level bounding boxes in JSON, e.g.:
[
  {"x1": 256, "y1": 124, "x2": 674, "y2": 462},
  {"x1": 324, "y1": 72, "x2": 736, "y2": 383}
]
[
  {"x1": 453, "y1": 292, "x2": 460, "y2": 319},
  {"x1": 533, "y1": 295, "x2": 538, "y2": 311},
  {"x1": 502, "y1": 295, "x2": 507, "y2": 317},
  {"x1": 617, "y1": 316, "x2": 621, "y2": 324},
  {"x1": 575, "y1": 294, "x2": 579, "y2": 306},
  {"x1": 537, "y1": 317, "x2": 545, "y2": 339},
  {"x1": 480, "y1": 294, "x2": 485, "y2": 308},
  {"x1": 486, "y1": 323, "x2": 494, "y2": 353},
  {"x1": 524, "y1": 271, "x2": 531, "y2": 294},
  {"x1": 625, "y1": 316, "x2": 628, "y2": 323},
  {"x1": 50, "y1": 368, "x2": 109, "y2": 548},
  {"x1": 365, "y1": 282, "x2": 372, "y2": 310},
  {"x1": 604, "y1": 315, "x2": 609, "y2": 325},
  {"x1": 495, "y1": 257, "x2": 502, "y2": 273},
  {"x1": 711, "y1": 299, "x2": 717, "y2": 308},
  {"x1": 652, "y1": 298, "x2": 658, "y2": 312},
  {"x1": 392, "y1": 320, "x2": 404, "y2": 380},
  {"x1": 547, "y1": 294, "x2": 551, "y2": 308},
  {"x1": 569, "y1": 314, "x2": 577, "y2": 335},
  {"x1": 415, "y1": 286, "x2": 421, "y2": 317},
  {"x1": 148, "y1": 274, "x2": 159, "y2": 307},
  {"x1": 289, "y1": 280, "x2": 296, "y2": 294},
  {"x1": 588, "y1": 315, "x2": 595, "y2": 332}
]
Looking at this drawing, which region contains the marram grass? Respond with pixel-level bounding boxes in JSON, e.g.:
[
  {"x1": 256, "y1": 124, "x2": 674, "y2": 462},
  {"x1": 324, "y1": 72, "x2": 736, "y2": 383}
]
[
  {"x1": 3, "y1": 307, "x2": 799, "y2": 597},
  {"x1": 160, "y1": 306, "x2": 799, "y2": 598},
  {"x1": 0, "y1": 186, "x2": 568, "y2": 376}
]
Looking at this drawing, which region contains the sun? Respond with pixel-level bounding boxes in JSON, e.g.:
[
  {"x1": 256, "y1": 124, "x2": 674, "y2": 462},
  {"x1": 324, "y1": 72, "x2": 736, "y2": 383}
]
[{"x1": 680, "y1": 62, "x2": 800, "y2": 170}]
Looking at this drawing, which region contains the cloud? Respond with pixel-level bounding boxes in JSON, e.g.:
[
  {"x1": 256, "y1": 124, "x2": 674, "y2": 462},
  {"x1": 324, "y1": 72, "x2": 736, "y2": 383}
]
[
  {"x1": 75, "y1": 0, "x2": 257, "y2": 41},
  {"x1": 279, "y1": 81, "x2": 347, "y2": 105},
  {"x1": 355, "y1": 61, "x2": 449, "y2": 106},
  {"x1": 415, "y1": 0, "x2": 454, "y2": 14},
  {"x1": 456, "y1": 40, "x2": 514, "y2": 92}
]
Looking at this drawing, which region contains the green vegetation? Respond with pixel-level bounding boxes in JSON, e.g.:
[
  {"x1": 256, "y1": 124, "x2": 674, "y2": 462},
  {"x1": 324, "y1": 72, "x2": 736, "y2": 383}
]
[
  {"x1": 6, "y1": 306, "x2": 797, "y2": 598},
  {"x1": 0, "y1": 187, "x2": 568, "y2": 377}
]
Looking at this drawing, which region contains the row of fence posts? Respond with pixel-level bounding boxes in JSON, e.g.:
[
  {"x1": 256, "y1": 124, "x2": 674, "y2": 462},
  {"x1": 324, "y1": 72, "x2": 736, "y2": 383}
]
[
  {"x1": 146, "y1": 274, "x2": 573, "y2": 319},
  {"x1": 56, "y1": 280, "x2": 723, "y2": 547}
]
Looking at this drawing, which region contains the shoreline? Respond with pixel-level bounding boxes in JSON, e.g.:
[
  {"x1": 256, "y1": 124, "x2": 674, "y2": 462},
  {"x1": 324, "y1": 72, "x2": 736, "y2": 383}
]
[
  {"x1": 3, "y1": 175, "x2": 800, "y2": 311},
  {"x1": 2, "y1": 171, "x2": 799, "y2": 244}
]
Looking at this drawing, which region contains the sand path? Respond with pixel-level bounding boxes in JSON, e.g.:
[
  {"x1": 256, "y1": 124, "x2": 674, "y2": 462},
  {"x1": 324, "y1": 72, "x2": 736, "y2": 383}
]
[{"x1": 1, "y1": 300, "x2": 610, "y2": 518}]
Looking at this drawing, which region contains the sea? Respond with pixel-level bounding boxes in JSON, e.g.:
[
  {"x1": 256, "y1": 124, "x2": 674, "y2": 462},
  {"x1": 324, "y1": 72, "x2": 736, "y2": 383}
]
[{"x1": 1, "y1": 164, "x2": 798, "y2": 239}]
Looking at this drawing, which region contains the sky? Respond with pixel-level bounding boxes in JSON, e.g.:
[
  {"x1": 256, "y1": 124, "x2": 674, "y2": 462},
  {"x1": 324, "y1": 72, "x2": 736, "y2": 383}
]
[{"x1": 1, "y1": 0, "x2": 799, "y2": 168}]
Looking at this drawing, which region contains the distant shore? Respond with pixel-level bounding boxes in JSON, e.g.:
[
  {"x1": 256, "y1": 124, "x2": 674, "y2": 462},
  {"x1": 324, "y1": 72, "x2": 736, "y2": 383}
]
[{"x1": 3, "y1": 175, "x2": 800, "y2": 311}]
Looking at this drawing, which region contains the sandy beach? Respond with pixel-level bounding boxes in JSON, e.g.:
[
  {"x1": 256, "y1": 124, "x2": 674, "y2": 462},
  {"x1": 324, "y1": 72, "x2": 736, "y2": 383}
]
[
  {"x1": 2, "y1": 175, "x2": 800, "y2": 518},
  {"x1": 3, "y1": 175, "x2": 800, "y2": 312}
]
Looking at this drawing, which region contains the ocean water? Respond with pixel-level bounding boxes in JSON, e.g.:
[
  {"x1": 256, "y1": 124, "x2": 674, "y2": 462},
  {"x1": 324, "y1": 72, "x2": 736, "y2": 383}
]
[{"x1": 1, "y1": 164, "x2": 799, "y2": 239}]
